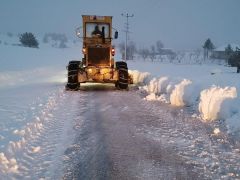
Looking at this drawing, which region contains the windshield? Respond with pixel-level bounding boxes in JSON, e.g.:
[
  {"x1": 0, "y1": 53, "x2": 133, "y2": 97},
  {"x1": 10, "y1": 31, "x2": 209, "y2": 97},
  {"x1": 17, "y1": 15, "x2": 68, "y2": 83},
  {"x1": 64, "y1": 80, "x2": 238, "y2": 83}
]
[{"x1": 86, "y1": 23, "x2": 110, "y2": 38}]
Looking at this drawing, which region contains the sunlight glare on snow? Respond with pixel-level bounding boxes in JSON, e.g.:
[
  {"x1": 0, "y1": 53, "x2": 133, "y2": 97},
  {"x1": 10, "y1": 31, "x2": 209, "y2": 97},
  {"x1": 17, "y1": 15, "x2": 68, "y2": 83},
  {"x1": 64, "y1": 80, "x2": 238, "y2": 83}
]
[
  {"x1": 199, "y1": 86, "x2": 237, "y2": 121},
  {"x1": 213, "y1": 128, "x2": 220, "y2": 135},
  {"x1": 32, "y1": 146, "x2": 41, "y2": 153}
]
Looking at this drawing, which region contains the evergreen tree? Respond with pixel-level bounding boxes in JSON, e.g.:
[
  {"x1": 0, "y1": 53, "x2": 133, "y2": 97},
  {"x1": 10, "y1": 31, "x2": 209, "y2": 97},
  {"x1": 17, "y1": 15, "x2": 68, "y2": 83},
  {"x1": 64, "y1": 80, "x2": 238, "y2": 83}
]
[
  {"x1": 203, "y1": 38, "x2": 214, "y2": 59},
  {"x1": 19, "y1": 32, "x2": 39, "y2": 48},
  {"x1": 139, "y1": 48, "x2": 150, "y2": 61},
  {"x1": 156, "y1": 40, "x2": 164, "y2": 55},
  {"x1": 225, "y1": 44, "x2": 233, "y2": 57},
  {"x1": 228, "y1": 48, "x2": 240, "y2": 73}
]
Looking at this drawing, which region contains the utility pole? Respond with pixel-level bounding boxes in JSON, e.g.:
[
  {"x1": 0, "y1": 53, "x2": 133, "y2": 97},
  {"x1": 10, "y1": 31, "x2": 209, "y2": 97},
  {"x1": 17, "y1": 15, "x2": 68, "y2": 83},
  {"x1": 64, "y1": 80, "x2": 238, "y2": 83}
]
[{"x1": 121, "y1": 13, "x2": 134, "y2": 61}]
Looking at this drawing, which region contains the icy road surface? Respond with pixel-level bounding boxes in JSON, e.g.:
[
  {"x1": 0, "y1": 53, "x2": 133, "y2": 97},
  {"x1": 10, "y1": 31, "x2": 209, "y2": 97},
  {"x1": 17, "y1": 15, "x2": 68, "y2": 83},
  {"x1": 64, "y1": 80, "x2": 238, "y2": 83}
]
[{"x1": 1, "y1": 84, "x2": 240, "y2": 179}]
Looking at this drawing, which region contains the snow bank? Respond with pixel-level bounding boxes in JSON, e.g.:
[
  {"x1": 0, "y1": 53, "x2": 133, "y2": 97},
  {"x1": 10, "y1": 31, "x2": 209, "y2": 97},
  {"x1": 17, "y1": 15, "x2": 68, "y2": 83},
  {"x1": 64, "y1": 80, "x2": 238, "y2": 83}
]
[
  {"x1": 170, "y1": 79, "x2": 192, "y2": 106},
  {"x1": 0, "y1": 68, "x2": 66, "y2": 89},
  {"x1": 146, "y1": 77, "x2": 169, "y2": 95},
  {"x1": 0, "y1": 153, "x2": 18, "y2": 174},
  {"x1": 142, "y1": 76, "x2": 199, "y2": 106},
  {"x1": 128, "y1": 70, "x2": 151, "y2": 85},
  {"x1": 199, "y1": 86, "x2": 237, "y2": 121},
  {"x1": 145, "y1": 93, "x2": 158, "y2": 101},
  {"x1": 136, "y1": 69, "x2": 239, "y2": 127}
]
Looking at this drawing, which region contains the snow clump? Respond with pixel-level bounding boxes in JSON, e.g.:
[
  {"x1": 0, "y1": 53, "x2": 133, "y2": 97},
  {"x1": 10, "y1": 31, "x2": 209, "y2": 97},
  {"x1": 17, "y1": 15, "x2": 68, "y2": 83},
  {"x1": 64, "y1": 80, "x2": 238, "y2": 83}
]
[
  {"x1": 170, "y1": 79, "x2": 192, "y2": 106},
  {"x1": 146, "y1": 77, "x2": 169, "y2": 95},
  {"x1": 128, "y1": 70, "x2": 151, "y2": 85},
  {"x1": 0, "y1": 153, "x2": 19, "y2": 174},
  {"x1": 198, "y1": 86, "x2": 237, "y2": 121}
]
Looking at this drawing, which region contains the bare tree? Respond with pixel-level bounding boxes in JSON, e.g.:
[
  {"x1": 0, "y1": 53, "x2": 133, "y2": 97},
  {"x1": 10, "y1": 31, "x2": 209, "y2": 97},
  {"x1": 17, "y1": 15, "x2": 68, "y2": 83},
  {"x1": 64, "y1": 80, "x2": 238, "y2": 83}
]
[
  {"x1": 167, "y1": 52, "x2": 177, "y2": 63},
  {"x1": 119, "y1": 41, "x2": 136, "y2": 60},
  {"x1": 176, "y1": 52, "x2": 185, "y2": 63},
  {"x1": 127, "y1": 41, "x2": 137, "y2": 60},
  {"x1": 149, "y1": 45, "x2": 156, "y2": 62},
  {"x1": 139, "y1": 48, "x2": 150, "y2": 61},
  {"x1": 118, "y1": 42, "x2": 125, "y2": 60},
  {"x1": 42, "y1": 33, "x2": 68, "y2": 48},
  {"x1": 194, "y1": 49, "x2": 202, "y2": 64},
  {"x1": 156, "y1": 40, "x2": 164, "y2": 55}
]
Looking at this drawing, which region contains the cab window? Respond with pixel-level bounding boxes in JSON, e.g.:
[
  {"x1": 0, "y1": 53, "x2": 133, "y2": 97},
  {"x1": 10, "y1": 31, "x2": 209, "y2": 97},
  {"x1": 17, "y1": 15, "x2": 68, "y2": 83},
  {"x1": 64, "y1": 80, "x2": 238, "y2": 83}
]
[{"x1": 86, "y1": 23, "x2": 110, "y2": 38}]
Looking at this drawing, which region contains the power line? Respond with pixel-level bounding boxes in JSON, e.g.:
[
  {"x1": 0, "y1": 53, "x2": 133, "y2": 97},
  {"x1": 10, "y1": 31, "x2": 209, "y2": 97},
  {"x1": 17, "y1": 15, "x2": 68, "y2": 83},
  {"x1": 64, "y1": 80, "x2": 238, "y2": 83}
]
[{"x1": 121, "y1": 13, "x2": 134, "y2": 61}]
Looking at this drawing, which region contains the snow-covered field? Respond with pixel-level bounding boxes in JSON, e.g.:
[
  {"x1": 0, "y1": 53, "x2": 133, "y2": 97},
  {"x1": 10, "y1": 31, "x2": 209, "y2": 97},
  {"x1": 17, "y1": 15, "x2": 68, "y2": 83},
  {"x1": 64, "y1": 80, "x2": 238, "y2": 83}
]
[{"x1": 0, "y1": 33, "x2": 240, "y2": 178}]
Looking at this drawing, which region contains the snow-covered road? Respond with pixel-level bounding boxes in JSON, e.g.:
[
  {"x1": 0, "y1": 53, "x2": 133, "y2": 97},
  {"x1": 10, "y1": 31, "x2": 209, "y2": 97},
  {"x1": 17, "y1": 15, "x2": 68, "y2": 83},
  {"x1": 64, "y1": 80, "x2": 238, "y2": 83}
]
[
  {"x1": 61, "y1": 86, "x2": 240, "y2": 180},
  {"x1": 0, "y1": 83, "x2": 240, "y2": 179},
  {"x1": 62, "y1": 87, "x2": 201, "y2": 180}
]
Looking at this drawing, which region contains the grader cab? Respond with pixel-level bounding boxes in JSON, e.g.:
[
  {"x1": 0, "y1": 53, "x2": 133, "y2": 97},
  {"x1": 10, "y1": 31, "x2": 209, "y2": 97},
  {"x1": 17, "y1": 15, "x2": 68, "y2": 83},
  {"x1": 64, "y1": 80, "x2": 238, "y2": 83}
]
[{"x1": 66, "y1": 15, "x2": 131, "y2": 90}]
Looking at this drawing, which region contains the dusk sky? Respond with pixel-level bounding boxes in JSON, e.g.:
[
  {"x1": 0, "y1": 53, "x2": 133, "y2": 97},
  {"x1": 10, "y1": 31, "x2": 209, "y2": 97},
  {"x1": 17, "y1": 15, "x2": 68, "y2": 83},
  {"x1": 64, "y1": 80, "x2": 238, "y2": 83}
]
[{"x1": 1, "y1": 0, "x2": 240, "y2": 50}]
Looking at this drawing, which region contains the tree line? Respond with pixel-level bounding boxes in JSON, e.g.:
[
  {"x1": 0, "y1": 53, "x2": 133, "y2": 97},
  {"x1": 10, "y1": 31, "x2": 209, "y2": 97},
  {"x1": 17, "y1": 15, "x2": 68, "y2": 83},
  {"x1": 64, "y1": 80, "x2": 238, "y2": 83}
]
[
  {"x1": 118, "y1": 40, "x2": 175, "y2": 61},
  {"x1": 18, "y1": 32, "x2": 69, "y2": 48}
]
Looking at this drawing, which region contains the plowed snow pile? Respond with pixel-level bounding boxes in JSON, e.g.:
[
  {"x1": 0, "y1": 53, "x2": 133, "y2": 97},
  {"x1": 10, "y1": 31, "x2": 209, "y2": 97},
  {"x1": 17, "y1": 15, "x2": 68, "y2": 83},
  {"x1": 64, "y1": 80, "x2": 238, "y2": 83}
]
[
  {"x1": 199, "y1": 86, "x2": 237, "y2": 121},
  {"x1": 129, "y1": 66, "x2": 240, "y2": 133}
]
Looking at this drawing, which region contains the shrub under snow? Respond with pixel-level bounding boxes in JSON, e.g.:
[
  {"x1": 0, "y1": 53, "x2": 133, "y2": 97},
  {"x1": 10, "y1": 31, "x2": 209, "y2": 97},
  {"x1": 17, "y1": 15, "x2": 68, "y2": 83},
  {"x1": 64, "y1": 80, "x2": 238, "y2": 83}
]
[{"x1": 19, "y1": 32, "x2": 39, "y2": 48}]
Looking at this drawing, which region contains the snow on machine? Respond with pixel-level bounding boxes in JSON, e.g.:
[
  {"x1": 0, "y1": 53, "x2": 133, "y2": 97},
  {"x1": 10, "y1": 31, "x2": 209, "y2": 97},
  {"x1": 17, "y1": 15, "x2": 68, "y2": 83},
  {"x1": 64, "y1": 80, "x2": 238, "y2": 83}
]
[{"x1": 66, "y1": 15, "x2": 132, "y2": 90}]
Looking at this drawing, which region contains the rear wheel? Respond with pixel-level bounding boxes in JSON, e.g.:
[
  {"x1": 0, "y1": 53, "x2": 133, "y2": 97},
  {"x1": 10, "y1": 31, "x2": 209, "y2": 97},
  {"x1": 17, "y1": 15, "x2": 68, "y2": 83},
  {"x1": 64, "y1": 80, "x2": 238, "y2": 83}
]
[
  {"x1": 66, "y1": 61, "x2": 81, "y2": 91},
  {"x1": 116, "y1": 61, "x2": 128, "y2": 90}
]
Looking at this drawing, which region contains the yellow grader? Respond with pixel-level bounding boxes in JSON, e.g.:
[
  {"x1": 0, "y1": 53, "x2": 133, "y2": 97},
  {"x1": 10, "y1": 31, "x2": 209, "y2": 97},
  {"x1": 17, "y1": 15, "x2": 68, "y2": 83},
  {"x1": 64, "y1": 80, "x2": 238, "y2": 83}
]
[{"x1": 66, "y1": 15, "x2": 131, "y2": 90}]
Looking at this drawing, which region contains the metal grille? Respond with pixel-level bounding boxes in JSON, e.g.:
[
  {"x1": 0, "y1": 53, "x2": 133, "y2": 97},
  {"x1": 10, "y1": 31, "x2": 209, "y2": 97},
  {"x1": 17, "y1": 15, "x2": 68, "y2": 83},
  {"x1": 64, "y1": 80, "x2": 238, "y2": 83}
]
[{"x1": 88, "y1": 47, "x2": 110, "y2": 66}]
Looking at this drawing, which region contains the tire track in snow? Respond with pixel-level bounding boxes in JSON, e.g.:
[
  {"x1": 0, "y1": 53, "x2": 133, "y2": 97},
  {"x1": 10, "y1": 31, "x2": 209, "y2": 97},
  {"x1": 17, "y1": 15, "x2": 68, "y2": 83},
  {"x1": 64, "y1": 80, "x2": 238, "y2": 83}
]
[
  {"x1": 61, "y1": 90, "x2": 201, "y2": 179},
  {"x1": 0, "y1": 88, "x2": 87, "y2": 179},
  {"x1": 137, "y1": 93, "x2": 240, "y2": 179}
]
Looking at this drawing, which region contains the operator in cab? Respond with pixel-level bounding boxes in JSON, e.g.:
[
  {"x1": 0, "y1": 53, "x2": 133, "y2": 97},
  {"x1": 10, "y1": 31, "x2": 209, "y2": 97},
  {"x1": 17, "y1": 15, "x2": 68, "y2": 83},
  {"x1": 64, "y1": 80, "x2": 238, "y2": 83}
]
[{"x1": 92, "y1": 25, "x2": 102, "y2": 37}]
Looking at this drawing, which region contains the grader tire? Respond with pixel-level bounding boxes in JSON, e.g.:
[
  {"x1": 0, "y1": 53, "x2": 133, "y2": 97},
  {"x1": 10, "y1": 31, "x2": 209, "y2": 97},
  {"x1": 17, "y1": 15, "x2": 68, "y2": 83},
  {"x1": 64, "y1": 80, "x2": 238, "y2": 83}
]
[
  {"x1": 66, "y1": 61, "x2": 80, "y2": 91},
  {"x1": 116, "y1": 61, "x2": 128, "y2": 90}
]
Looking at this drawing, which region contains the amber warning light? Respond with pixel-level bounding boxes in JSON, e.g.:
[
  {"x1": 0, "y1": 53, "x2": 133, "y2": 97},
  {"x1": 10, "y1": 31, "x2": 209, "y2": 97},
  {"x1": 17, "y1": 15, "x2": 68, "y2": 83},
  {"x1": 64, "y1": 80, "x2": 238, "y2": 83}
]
[
  {"x1": 82, "y1": 47, "x2": 86, "y2": 54},
  {"x1": 111, "y1": 47, "x2": 115, "y2": 56}
]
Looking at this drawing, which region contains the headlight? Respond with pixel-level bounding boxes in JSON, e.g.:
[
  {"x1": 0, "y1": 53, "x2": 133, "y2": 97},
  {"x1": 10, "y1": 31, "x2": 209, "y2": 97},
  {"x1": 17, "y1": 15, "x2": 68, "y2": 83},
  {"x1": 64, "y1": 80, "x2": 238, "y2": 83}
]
[{"x1": 87, "y1": 68, "x2": 92, "y2": 73}]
